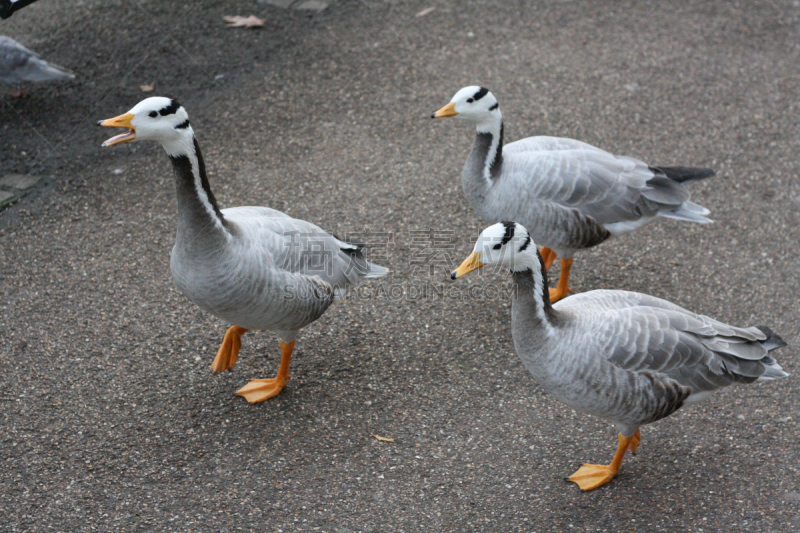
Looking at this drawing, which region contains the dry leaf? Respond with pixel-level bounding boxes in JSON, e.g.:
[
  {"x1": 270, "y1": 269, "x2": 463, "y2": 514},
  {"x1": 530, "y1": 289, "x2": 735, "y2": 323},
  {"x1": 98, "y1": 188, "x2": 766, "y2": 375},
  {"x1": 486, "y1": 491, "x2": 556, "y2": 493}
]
[
  {"x1": 415, "y1": 7, "x2": 435, "y2": 17},
  {"x1": 139, "y1": 84, "x2": 155, "y2": 92},
  {"x1": 372, "y1": 434, "x2": 395, "y2": 443},
  {"x1": 223, "y1": 15, "x2": 265, "y2": 28}
]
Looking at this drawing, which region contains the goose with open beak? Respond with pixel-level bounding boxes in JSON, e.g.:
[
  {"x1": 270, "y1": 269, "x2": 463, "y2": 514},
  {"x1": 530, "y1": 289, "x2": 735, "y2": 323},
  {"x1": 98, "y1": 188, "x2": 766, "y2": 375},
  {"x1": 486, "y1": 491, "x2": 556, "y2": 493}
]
[{"x1": 98, "y1": 97, "x2": 389, "y2": 403}]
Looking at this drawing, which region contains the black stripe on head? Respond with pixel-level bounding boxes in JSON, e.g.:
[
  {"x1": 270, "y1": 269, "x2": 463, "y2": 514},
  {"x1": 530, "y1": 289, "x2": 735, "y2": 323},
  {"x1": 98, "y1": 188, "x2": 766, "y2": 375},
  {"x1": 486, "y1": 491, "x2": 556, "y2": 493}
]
[
  {"x1": 159, "y1": 99, "x2": 181, "y2": 116},
  {"x1": 493, "y1": 221, "x2": 516, "y2": 249},
  {"x1": 488, "y1": 102, "x2": 499, "y2": 111},
  {"x1": 174, "y1": 119, "x2": 190, "y2": 129},
  {"x1": 472, "y1": 87, "x2": 489, "y2": 101},
  {"x1": 518, "y1": 234, "x2": 531, "y2": 252},
  {"x1": 500, "y1": 221, "x2": 516, "y2": 245}
]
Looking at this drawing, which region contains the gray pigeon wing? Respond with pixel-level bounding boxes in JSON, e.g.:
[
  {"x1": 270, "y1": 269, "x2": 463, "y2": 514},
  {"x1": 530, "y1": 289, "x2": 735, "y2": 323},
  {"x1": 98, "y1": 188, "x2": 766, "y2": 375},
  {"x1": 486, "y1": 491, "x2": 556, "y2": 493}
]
[
  {"x1": 0, "y1": 36, "x2": 74, "y2": 83},
  {"x1": 0, "y1": 36, "x2": 36, "y2": 83}
]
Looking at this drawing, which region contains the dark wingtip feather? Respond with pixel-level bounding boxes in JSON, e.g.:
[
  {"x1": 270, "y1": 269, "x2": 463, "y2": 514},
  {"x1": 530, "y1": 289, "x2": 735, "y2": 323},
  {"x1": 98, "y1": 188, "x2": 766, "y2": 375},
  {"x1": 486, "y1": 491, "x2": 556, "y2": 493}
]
[
  {"x1": 651, "y1": 166, "x2": 716, "y2": 184},
  {"x1": 331, "y1": 232, "x2": 365, "y2": 258},
  {"x1": 755, "y1": 325, "x2": 788, "y2": 351}
]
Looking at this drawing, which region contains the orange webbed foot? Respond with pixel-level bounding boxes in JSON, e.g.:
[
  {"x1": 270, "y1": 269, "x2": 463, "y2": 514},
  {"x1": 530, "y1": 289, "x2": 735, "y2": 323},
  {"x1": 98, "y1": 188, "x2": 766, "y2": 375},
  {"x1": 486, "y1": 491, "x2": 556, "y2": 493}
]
[
  {"x1": 566, "y1": 433, "x2": 634, "y2": 491},
  {"x1": 236, "y1": 376, "x2": 289, "y2": 403},
  {"x1": 567, "y1": 463, "x2": 620, "y2": 491},
  {"x1": 211, "y1": 326, "x2": 249, "y2": 373},
  {"x1": 235, "y1": 339, "x2": 295, "y2": 404}
]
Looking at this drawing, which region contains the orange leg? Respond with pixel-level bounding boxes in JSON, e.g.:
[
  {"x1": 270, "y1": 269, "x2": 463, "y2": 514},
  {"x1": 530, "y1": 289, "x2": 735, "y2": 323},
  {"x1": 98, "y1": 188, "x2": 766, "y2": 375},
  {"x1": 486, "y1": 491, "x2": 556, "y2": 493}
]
[
  {"x1": 548, "y1": 258, "x2": 573, "y2": 303},
  {"x1": 627, "y1": 428, "x2": 641, "y2": 454},
  {"x1": 236, "y1": 340, "x2": 295, "y2": 403},
  {"x1": 567, "y1": 432, "x2": 634, "y2": 491},
  {"x1": 211, "y1": 326, "x2": 249, "y2": 373},
  {"x1": 539, "y1": 246, "x2": 556, "y2": 270}
]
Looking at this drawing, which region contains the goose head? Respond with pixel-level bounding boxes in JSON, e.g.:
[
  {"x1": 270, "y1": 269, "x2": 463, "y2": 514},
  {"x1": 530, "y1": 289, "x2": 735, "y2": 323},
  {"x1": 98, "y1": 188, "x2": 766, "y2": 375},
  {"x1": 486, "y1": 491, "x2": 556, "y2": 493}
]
[
  {"x1": 98, "y1": 97, "x2": 193, "y2": 155},
  {"x1": 451, "y1": 221, "x2": 537, "y2": 279},
  {"x1": 432, "y1": 86, "x2": 501, "y2": 125}
]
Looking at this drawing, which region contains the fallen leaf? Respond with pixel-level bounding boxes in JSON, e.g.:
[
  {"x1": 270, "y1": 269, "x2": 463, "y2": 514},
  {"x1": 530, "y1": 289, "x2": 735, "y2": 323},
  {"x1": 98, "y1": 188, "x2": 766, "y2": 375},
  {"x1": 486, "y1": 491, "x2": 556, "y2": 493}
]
[
  {"x1": 139, "y1": 84, "x2": 155, "y2": 92},
  {"x1": 223, "y1": 15, "x2": 265, "y2": 28},
  {"x1": 415, "y1": 7, "x2": 435, "y2": 17},
  {"x1": 372, "y1": 434, "x2": 395, "y2": 443}
]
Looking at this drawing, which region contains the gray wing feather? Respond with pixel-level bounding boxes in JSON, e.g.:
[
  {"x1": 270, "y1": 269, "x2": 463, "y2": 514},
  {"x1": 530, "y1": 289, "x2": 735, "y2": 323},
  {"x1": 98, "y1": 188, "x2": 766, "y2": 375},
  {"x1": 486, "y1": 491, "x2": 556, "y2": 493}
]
[
  {"x1": 174, "y1": 207, "x2": 335, "y2": 331},
  {"x1": 223, "y1": 206, "x2": 386, "y2": 288},
  {"x1": 502, "y1": 148, "x2": 653, "y2": 224},
  {"x1": 556, "y1": 290, "x2": 785, "y2": 392},
  {"x1": 174, "y1": 205, "x2": 387, "y2": 332},
  {"x1": 498, "y1": 136, "x2": 709, "y2": 227},
  {"x1": 503, "y1": 136, "x2": 604, "y2": 154}
]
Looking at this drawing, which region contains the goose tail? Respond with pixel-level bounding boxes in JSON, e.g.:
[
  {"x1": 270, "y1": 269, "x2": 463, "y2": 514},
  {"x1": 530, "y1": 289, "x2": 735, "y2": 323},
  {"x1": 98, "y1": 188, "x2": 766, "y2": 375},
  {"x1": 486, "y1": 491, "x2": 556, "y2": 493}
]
[
  {"x1": 361, "y1": 261, "x2": 389, "y2": 279},
  {"x1": 754, "y1": 326, "x2": 789, "y2": 380},
  {"x1": 653, "y1": 166, "x2": 716, "y2": 184},
  {"x1": 335, "y1": 237, "x2": 390, "y2": 279},
  {"x1": 658, "y1": 201, "x2": 713, "y2": 224}
]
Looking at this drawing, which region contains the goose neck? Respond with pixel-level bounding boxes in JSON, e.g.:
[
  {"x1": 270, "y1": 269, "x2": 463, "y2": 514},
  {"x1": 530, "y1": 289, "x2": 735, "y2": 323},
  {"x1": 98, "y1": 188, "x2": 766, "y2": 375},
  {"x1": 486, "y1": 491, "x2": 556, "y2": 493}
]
[
  {"x1": 510, "y1": 251, "x2": 557, "y2": 336},
  {"x1": 462, "y1": 114, "x2": 504, "y2": 204},
  {"x1": 168, "y1": 136, "x2": 231, "y2": 243},
  {"x1": 476, "y1": 112, "x2": 504, "y2": 175}
]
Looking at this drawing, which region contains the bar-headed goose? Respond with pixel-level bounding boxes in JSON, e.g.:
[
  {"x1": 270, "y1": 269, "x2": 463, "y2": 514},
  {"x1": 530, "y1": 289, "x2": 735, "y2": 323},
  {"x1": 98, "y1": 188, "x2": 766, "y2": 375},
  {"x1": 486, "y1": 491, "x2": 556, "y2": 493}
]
[
  {"x1": 433, "y1": 87, "x2": 713, "y2": 302},
  {"x1": 98, "y1": 97, "x2": 388, "y2": 403},
  {"x1": 452, "y1": 222, "x2": 787, "y2": 490}
]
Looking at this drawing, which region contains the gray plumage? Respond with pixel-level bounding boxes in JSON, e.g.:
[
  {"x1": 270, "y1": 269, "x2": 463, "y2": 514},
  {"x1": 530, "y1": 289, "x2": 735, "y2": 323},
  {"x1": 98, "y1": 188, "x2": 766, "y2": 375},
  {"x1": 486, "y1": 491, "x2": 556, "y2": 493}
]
[
  {"x1": 171, "y1": 203, "x2": 388, "y2": 341},
  {"x1": 519, "y1": 286, "x2": 787, "y2": 436},
  {"x1": 436, "y1": 87, "x2": 714, "y2": 259},
  {"x1": 101, "y1": 97, "x2": 387, "y2": 346},
  {"x1": 461, "y1": 222, "x2": 788, "y2": 439},
  {"x1": 0, "y1": 35, "x2": 75, "y2": 86}
]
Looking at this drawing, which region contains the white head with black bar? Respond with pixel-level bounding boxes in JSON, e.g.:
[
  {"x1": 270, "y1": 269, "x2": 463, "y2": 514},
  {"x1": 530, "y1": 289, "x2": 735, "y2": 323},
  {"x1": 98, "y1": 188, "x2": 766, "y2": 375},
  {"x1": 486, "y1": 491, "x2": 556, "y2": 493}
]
[
  {"x1": 98, "y1": 97, "x2": 194, "y2": 157},
  {"x1": 432, "y1": 85, "x2": 502, "y2": 132},
  {"x1": 451, "y1": 221, "x2": 539, "y2": 279}
]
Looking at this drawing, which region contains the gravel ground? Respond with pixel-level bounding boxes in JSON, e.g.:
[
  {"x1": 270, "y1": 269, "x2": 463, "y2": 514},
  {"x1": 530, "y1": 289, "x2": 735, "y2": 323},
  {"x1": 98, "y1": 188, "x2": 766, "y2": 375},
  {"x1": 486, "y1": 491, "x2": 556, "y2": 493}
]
[{"x1": 1, "y1": 0, "x2": 799, "y2": 531}]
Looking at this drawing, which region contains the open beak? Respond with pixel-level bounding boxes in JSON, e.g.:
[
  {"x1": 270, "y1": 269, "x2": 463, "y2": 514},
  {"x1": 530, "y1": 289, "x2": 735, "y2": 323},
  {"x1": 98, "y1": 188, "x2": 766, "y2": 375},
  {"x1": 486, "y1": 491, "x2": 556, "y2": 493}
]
[
  {"x1": 97, "y1": 112, "x2": 136, "y2": 147},
  {"x1": 431, "y1": 101, "x2": 457, "y2": 119},
  {"x1": 451, "y1": 252, "x2": 485, "y2": 279}
]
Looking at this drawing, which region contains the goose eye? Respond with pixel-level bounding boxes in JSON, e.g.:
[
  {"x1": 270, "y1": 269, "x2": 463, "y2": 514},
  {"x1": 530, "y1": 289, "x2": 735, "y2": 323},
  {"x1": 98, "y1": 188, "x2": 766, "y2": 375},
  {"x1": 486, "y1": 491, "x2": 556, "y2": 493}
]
[
  {"x1": 148, "y1": 111, "x2": 158, "y2": 118},
  {"x1": 492, "y1": 243, "x2": 502, "y2": 250},
  {"x1": 467, "y1": 98, "x2": 474, "y2": 103}
]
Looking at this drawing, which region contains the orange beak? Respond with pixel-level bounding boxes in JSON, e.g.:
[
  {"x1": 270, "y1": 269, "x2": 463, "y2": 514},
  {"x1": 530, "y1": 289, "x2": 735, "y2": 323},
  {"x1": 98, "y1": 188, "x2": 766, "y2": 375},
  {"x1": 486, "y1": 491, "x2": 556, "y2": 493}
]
[
  {"x1": 451, "y1": 252, "x2": 485, "y2": 279},
  {"x1": 431, "y1": 101, "x2": 457, "y2": 119},
  {"x1": 97, "y1": 112, "x2": 136, "y2": 146}
]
